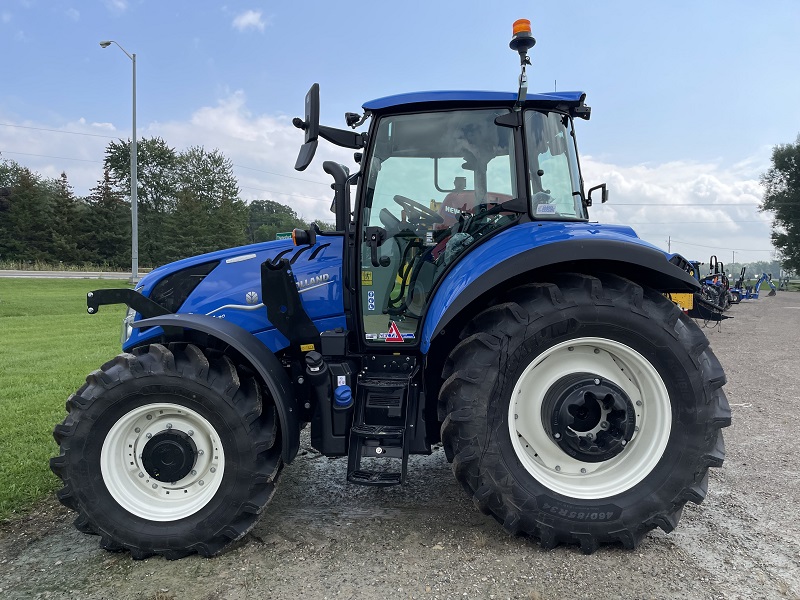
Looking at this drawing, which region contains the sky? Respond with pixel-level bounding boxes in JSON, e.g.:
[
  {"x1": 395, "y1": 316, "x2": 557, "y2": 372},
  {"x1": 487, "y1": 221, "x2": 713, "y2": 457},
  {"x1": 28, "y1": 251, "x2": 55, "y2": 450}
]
[{"x1": 2, "y1": 1, "x2": 799, "y2": 265}]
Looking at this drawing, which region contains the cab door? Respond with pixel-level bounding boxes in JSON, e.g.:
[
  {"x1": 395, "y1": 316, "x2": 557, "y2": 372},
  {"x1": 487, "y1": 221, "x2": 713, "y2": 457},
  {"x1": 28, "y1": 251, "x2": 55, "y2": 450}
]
[{"x1": 357, "y1": 108, "x2": 518, "y2": 347}]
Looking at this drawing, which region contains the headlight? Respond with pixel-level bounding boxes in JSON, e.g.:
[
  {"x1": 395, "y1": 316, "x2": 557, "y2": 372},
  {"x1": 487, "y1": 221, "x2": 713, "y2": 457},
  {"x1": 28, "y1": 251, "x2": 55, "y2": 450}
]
[{"x1": 121, "y1": 305, "x2": 137, "y2": 345}]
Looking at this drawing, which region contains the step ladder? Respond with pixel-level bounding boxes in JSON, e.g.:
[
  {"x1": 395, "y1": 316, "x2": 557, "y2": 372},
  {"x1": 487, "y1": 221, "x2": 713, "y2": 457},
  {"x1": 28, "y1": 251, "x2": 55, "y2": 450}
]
[{"x1": 347, "y1": 361, "x2": 418, "y2": 486}]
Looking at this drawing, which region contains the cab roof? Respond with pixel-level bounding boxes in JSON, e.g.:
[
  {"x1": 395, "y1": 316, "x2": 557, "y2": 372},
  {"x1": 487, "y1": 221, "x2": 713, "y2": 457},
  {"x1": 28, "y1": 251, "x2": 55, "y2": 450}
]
[{"x1": 362, "y1": 90, "x2": 587, "y2": 112}]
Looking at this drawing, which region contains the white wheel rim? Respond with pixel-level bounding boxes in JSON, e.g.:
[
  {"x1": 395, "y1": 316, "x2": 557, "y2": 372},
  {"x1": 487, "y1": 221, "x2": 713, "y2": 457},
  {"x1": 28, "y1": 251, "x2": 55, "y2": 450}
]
[
  {"x1": 101, "y1": 403, "x2": 225, "y2": 521},
  {"x1": 509, "y1": 337, "x2": 671, "y2": 499}
]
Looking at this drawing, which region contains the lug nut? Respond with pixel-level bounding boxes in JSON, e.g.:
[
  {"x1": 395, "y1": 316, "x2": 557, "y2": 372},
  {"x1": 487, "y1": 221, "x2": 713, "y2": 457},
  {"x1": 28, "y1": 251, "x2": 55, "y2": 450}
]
[{"x1": 594, "y1": 378, "x2": 601, "y2": 385}]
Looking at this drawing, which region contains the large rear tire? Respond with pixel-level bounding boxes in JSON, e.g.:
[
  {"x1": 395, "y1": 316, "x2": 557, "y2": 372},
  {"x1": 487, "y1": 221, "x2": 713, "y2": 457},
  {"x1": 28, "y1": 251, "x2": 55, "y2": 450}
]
[
  {"x1": 439, "y1": 273, "x2": 730, "y2": 552},
  {"x1": 50, "y1": 343, "x2": 282, "y2": 559}
]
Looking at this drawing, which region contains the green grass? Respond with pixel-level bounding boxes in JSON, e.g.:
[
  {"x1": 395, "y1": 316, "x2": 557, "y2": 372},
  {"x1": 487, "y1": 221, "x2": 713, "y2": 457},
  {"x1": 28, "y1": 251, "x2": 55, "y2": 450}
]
[{"x1": 0, "y1": 278, "x2": 130, "y2": 520}]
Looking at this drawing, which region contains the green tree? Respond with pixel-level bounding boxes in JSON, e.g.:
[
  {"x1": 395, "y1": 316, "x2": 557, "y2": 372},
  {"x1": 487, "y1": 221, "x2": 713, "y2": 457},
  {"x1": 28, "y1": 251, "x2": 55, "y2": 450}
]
[
  {"x1": 163, "y1": 146, "x2": 247, "y2": 261},
  {"x1": 761, "y1": 135, "x2": 800, "y2": 272},
  {"x1": 48, "y1": 172, "x2": 81, "y2": 263},
  {"x1": 81, "y1": 170, "x2": 130, "y2": 267},
  {"x1": 105, "y1": 137, "x2": 179, "y2": 266},
  {"x1": 0, "y1": 167, "x2": 53, "y2": 262},
  {"x1": 247, "y1": 199, "x2": 307, "y2": 242}
]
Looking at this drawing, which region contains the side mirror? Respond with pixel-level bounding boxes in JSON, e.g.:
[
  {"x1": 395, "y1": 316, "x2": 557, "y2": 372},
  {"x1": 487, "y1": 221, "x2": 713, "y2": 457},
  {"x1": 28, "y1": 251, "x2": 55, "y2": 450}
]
[
  {"x1": 293, "y1": 83, "x2": 320, "y2": 171},
  {"x1": 586, "y1": 183, "x2": 608, "y2": 207}
]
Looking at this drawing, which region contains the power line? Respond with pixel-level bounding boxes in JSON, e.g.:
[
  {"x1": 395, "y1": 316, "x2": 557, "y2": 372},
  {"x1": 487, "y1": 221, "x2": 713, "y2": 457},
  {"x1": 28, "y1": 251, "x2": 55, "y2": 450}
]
[
  {"x1": 612, "y1": 203, "x2": 758, "y2": 206},
  {"x1": 0, "y1": 122, "x2": 119, "y2": 140},
  {"x1": 626, "y1": 220, "x2": 766, "y2": 225},
  {"x1": 238, "y1": 185, "x2": 327, "y2": 202},
  {"x1": 670, "y1": 238, "x2": 773, "y2": 252},
  {"x1": 233, "y1": 164, "x2": 329, "y2": 186},
  {"x1": 0, "y1": 150, "x2": 103, "y2": 164}
]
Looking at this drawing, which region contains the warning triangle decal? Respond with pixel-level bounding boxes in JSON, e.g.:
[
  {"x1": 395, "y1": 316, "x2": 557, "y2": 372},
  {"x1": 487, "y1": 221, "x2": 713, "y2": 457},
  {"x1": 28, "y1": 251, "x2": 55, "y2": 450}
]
[{"x1": 385, "y1": 321, "x2": 404, "y2": 343}]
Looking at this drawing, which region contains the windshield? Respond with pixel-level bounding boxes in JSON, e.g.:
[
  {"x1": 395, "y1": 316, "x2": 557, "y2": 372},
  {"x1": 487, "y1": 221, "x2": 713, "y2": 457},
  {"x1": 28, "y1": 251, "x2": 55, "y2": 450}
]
[
  {"x1": 359, "y1": 108, "x2": 518, "y2": 345},
  {"x1": 525, "y1": 111, "x2": 586, "y2": 220}
]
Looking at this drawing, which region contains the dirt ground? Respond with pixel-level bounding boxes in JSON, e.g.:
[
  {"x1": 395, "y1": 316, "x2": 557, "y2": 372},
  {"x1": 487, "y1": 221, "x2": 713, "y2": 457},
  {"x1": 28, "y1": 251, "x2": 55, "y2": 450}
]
[{"x1": 1, "y1": 291, "x2": 799, "y2": 600}]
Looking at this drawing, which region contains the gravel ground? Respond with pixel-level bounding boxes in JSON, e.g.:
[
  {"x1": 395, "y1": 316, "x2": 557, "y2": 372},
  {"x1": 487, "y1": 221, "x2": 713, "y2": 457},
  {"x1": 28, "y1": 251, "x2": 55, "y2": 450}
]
[{"x1": 1, "y1": 291, "x2": 799, "y2": 600}]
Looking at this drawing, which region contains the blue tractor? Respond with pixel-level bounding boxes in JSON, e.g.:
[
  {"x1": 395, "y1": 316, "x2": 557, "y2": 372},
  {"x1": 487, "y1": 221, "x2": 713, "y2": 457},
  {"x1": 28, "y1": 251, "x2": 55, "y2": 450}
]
[
  {"x1": 51, "y1": 20, "x2": 729, "y2": 559},
  {"x1": 731, "y1": 268, "x2": 777, "y2": 301}
]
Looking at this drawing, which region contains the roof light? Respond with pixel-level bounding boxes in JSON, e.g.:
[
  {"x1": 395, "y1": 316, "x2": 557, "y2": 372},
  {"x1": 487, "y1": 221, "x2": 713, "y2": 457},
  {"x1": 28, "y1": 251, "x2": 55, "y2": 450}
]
[
  {"x1": 510, "y1": 18, "x2": 536, "y2": 54},
  {"x1": 512, "y1": 19, "x2": 531, "y2": 36}
]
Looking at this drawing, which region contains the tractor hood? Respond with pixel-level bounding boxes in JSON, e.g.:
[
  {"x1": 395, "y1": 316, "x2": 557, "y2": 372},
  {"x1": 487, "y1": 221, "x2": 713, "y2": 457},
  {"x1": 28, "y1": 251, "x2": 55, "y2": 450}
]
[{"x1": 127, "y1": 235, "x2": 345, "y2": 353}]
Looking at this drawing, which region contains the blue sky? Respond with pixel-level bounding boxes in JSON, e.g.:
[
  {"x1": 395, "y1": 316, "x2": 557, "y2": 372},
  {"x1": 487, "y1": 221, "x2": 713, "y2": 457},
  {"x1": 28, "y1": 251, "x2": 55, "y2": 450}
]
[{"x1": 2, "y1": 0, "x2": 799, "y2": 264}]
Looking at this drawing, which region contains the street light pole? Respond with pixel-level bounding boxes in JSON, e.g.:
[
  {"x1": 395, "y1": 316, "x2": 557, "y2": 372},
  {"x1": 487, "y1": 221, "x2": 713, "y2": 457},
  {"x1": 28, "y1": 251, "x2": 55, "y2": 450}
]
[{"x1": 100, "y1": 40, "x2": 138, "y2": 284}]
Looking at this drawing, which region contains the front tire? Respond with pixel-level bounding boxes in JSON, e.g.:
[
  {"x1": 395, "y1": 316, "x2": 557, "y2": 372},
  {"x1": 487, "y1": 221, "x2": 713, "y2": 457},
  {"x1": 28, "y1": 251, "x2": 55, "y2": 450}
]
[
  {"x1": 439, "y1": 273, "x2": 730, "y2": 552},
  {"x1": 50, "y1": 343, "x2": 282, "y2": 559}
]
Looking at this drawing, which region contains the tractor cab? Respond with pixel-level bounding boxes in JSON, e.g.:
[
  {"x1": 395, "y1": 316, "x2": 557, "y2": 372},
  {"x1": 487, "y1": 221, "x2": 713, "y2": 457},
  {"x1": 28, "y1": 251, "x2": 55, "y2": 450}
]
[{"x1": 294, "y1": 71, "x2": 604, "y2": 349}]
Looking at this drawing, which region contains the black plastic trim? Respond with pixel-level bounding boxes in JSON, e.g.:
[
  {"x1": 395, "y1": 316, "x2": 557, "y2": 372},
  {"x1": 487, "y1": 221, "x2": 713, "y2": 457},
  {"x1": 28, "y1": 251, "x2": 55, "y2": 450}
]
[{"x1": 87, "y1": 288, "x2": 171, "y2": 317}]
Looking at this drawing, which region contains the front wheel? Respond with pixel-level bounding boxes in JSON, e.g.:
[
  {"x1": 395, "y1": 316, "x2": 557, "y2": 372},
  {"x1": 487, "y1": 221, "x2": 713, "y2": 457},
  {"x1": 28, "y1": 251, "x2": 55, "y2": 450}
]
[
  {"x1": 50, "y1": 343, "x2": 282, "y2": 559},
  {"x1": 439, "y1": 273, "x2": 730, "y2": 552}
]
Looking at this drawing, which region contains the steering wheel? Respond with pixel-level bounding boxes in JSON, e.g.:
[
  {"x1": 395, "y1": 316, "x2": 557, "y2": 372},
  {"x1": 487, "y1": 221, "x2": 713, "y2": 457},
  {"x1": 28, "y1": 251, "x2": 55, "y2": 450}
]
[{"x1": 394, "y1": 195, "x2": 444, "y2": 226}]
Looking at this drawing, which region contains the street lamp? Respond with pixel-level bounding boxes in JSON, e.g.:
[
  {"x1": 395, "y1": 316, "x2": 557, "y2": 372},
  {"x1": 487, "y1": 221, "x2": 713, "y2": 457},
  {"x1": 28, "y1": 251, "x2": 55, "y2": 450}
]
[{"x1": 100, "y1": 40, "x2": 138, "y2": 284}]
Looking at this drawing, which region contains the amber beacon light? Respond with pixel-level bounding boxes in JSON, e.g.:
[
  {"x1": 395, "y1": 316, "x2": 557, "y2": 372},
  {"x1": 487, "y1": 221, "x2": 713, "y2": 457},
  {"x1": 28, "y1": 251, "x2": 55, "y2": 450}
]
[{"x1": 510, "y1": 18, "x2": 536, "y2": 53}]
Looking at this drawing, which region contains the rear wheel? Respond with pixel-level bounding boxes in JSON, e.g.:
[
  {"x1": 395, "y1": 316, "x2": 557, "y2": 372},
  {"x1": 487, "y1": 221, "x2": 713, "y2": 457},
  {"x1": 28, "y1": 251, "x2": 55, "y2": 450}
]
[
  {"x1": 50, "y1": 343, "x2": 282, "y2": 559},
  {"x1": 439, "y1": 273, "x2": 730, "y2": 552}
]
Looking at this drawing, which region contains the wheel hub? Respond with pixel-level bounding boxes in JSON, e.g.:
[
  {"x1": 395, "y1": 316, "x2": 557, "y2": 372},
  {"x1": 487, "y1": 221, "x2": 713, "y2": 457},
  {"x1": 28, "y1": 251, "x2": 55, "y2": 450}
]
[
  {"x1": 141, "y1": 430, "x2": 197, "y2": 482},
  {"x1": 542, "y1": 372, "x2": 636, "y2": 462}
]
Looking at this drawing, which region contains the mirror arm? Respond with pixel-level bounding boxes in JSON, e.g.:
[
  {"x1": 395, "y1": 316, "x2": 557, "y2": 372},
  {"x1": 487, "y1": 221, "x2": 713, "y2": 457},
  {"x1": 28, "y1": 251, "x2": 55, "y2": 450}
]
[{"x1": 319, "y1": 126, "x2": 367, "y2": 149}]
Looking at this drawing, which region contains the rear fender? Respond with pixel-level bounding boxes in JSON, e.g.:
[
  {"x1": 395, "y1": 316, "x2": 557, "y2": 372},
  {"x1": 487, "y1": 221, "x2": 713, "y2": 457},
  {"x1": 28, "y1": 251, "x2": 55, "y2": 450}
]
[
  {"x1": 132, "y1": 313, "x2": 300, "y2": 463},
  {"x1": 421, "y1": 234, "x2": 699, "y2": 353}
]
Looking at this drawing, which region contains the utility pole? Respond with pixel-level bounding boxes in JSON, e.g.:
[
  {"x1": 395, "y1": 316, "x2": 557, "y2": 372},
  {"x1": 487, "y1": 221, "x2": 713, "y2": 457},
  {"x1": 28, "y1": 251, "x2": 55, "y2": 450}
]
[{"x1": 668, "y1": 236, "x2": 671, "y2": 252}]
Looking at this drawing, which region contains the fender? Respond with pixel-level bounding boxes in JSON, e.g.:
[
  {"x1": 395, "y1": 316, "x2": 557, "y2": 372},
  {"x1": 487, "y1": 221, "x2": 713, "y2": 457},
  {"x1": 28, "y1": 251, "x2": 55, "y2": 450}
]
[
  {"x1": 132, "y1": 313, "x2": 300, "y2": 463},
  {"x1": 421, "y1": 224, "x2": 699, "y2": 352}
]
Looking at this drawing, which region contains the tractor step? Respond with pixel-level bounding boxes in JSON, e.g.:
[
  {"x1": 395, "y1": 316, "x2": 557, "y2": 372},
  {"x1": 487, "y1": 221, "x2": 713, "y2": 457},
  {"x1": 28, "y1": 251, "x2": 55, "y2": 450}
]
[{"x1": 347, "y1": 358, "x2": 418, "y2": 486}]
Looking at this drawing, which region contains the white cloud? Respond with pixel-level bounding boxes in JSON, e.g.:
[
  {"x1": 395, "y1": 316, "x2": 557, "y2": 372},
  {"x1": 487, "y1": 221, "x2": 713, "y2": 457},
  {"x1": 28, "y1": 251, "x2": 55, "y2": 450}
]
[
  {"x1": 66, "y1": 8, "x2": 80, "y2": 21},
  {"x1": 583, "y1": 156, "x2": 775, "y2": 263},
  {"x1": 104, "y1": 0, "x2": 127, "y2": 12},
  {"x1": 232, "y1": 10, "x2": 265, "y2": 32},
  {"x1": 1, "y1": 12, "x2": 11, "y2": 24}
]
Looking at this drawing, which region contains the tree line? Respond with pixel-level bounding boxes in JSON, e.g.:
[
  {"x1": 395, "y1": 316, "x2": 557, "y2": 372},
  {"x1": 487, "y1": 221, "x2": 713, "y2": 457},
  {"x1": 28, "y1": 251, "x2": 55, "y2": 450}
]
[
  {"x1": 0, "y1": 138, "x2": 331, "y2": 269},
  {"x1": 2, "y1": 133, "x2": 799, "y2": 272}
]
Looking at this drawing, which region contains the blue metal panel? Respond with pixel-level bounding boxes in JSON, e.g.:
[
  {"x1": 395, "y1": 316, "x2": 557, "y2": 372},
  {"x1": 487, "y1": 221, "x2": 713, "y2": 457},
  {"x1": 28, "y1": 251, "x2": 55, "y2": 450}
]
[
  {"x1": 363, "y1": 90, "x2": 586, "y2": 111},
  {"x1": 419, "y1": 221, "x2": 664, "y2": 352},
  {"x1": 124, "y1": 235, "x2": 346, "y2": 352}
]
